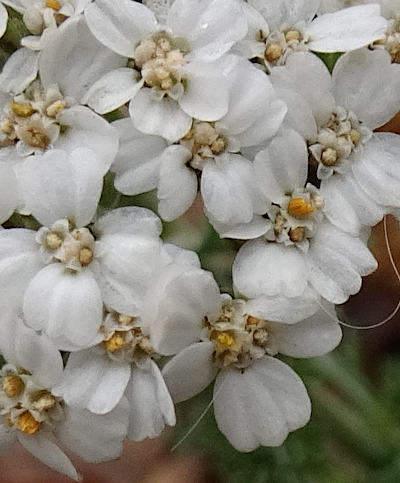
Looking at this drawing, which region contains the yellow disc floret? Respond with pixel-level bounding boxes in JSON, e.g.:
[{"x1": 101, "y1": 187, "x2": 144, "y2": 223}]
[
  {"x1": 287, "y1": 198, "x2": 314, "y2": 217},
  {"x1": 104, "y1": 332, "x2": 126, "y2": 353},
  {"x1": 46, "y1": 0, "x2": 61, "y2": 11},
  {"x1": 3, "y1": 375, "x2": 25, "y2": 398},
  {"x1": 17, "y1": 411, "x2": 41, "y2": 435},
  {"x1": 10, "y1": 101, "x2": 35, "y2": 118}
]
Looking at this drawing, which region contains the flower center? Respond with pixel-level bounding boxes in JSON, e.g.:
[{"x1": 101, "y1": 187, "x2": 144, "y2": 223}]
[
  {"x1": 260, "y1": 28, "x2": 305, "y2": 67},
  {"x1": 39, "y1": 220, "x2": 95, "y2": 271},
  {"x1": 207, "y1": 300, "x2": 275, "y2": 369},
  {"x1": 134, "y1": 33, "x2": 188, "y2": 91},
  {"x1": 101, "y1": 313, "x2": 154, "y2": 364},
  {"x1": 267, "y1": 188, "x2": 324, "y2": 245},
  {"x1": 0, "y1": 83, "x2": 66, "y2": 151},
  {"x1": 308, "y1": 108, "x2": 366, "y2": 178},
  {"x1": 180, "y1": 121, "x2": 227, "y2": 169},
  {"x1": 373, "y1": 18, "x2": 400, "y2": 63},
  {"x1": 0, "y1": 366, "x2": 62, "y2": 436}
]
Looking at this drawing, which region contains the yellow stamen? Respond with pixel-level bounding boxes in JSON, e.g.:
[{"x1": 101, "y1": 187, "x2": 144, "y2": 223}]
[
  {"x1": 104, "y1": 332, "x2": 125, "y2": 353},
  {"x1": 10, "y1": 102, "x2": 35, "y2": 118},
  {"x1": 17, "y1": 411, "x2": 41, "y2": 435},
  {"x1": 246, "y1": 316, "x2": 260, "y2": 326},
  {"x1": 215, "y1": 332, "x2": 235, "y2": 348},
  {"x1": 285, "y1": 30, "x2": 301, "y2": 42},
  {"x1": 118, "y1": 314, "x2": 133, "y2": 326},
  {"x1": 350, "y1": 129, "x2": 360, "y2": 145},
  {"x1": 79, "y1": 247, "x2": 93, "y2": 266},
  {"x1": 287, "y1": 198, "x2": 314, "y2": 217},
  {"x1": 265, "y1": 43, "x2": 283, "y2": 63},
  {"x1": 27, "y1": 128, "x2": 49, "y2": 149},
  {"x1": 46, "y1": 232, "x2": 63, "y2": 250},
  {"x1": 3, "y1": 375, "x2": 25, "y2": 398},
  {"x1": 289, "y1": 226, "x2": 305, "y2": 243},
  {"x1": 46, "y1": 0, "x2": 61, "y2": 10}
]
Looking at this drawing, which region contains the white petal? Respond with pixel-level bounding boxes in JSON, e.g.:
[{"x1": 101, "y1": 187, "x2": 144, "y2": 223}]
[
  {"x1": 332, "y1": 49, "x2": 400, "y2": 130},
  {"x1": 268, "y1": 309, "x2": 342, "y2": 357},
  {"x1": 39, "y1": 16, "x2": 125, "y2": 102},
  {"x1": 23, "y1": 264, "x2": 103, "y2": 351},
  {"x1": 306, "y1": 5, "x2": 387, "y2": 53},
  {"x1": 271, "y1": 52, "x2": 334, "y2": 127},
  {"x1": 144, "y1": 265, "x2": 221, "y2": 355},
  {"x1": 0, "y1": 425, "x2": 16, "y2": 453},
  {"x1": 0, "y1": 3, "x2": 8, "y2": 39},
  {"x1": 82, "y1": 68, "x2": 142, "y2": 114},
  {"x1": 233, "y1": 239, "x2": 308, "y2": 298},
  {"x1": 272, "y1": 87, "x2": 317, "y2": 141},
  {"x1": 0, "y1": 48, "x2": 38, "y2": 94},
  {"x1": 0, "y1": 229, "x2": 43, "y2": 309},
  {"x1": 162, "y1": 341, "x2": 217, "y2": 402},
  {"x1": 95, "y1": 206, "x2": 162, "y2": 238},
  {"x1": 351, "y1": 133, "x2": 400, "y2": 208},
  {"x1": 85, "y1": 0, "x2": 157, "y2": 58},
  {"x1": 130, "y1": 89, "x2": 192, "y2": 143},
  {"x1": 112, "y1": 118, "x2": 166, "y2": 195},
  {"x1": 57, "y1": 398, "x2": 129, "y2": 462},
  {"x1": 306, "y1": 222, "x2": 377, "y2": 304},
  {"x1": 254, "y1": 129, "x2": 308, "y2": 202},
  {"x1": 53, "y1": 349, "x2": 131, "y2": 414},
  {"x1": 94, "y1": 234, "x2": 162, "y2": 315},
  {"x1": 248, "y1": 0, "x2": 319, "y2": 31},
  {"x1": 20, "y1": 148, "x2": 103, "y2": 228},
  {"x1": 168, "y1": 0, "x2": 247, "y2": 61},
  {"x1": 13, "y1": 317, "x2": 63, "y2": 387},
  {"x1": 201, "y1": 155, "x2": 257, "y2": 225},
  {"x1": 180, "y1": 60, "x2": 231, "y2": 121},
  {"x1": 157, "y1": 145, "x2": 197, "y2": 221},
  {"x1": 18, "y1": 433, "x2": 79, "y2": 481},
  {"x1": 57, "y1": 106, "x2": 119, "y2": 174},
  {"x1": 320, "y1": 170, "x2": 385, "y2": 235},
  {"x1": 0, "y1": 162, "x2": 18, "y2": 224},
  {"x1": 214, "y1": 357, "x2": 311, "y2": 451},
  {"x1": 245, "y1": 288, "x2": 320, "y2": 324},
  {"x1": 127, "y1": 360, "x2": 175, "y2": 441},
  {"x1": 209, "y1": 214, "x2": 271, "y2": 240}
]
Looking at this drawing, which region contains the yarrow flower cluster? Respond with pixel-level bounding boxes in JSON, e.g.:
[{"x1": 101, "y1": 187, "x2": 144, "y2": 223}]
[{"x1": 0, "y1": 0, "x2": 398, "y2": 478}]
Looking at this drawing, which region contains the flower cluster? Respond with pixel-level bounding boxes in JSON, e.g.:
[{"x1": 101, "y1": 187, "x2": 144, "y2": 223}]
[{"x1": 0, "y1": 0, "x2": 398, "y2": 479}]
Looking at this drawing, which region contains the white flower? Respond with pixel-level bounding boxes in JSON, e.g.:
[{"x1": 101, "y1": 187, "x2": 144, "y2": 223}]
[
  {"x1": 162, "y1": 294, "x2": 342, "y2": 451},
  {"x1": 112, "y1": 57, "x2": 286, "y2": 223},
  {"x1": 231, "y1": 128, "x2": 377, "y2": 305},
  {"x1": 52, "y1": 244, "x2": 220, "y2": 441},
  {"x1": 2, "y1": 0, "x2": 91, "y2": 50},
  {"x1": 271, "y1": 49, "x2": 400, "y2": 235},
  {"x1": 0, "y1": 160, "x2": 18, "y2": 225},
  {"x1": 237, "y1": 0, "x2": 387, "y2": 70},
  {"x1": 0, "y1": 150, "x2": 164, "y2": 350},
  {"x1": 83, "y1": 0, "x2": 248, "y2": 140},
  {"x1": 143, "y1": 0, "x2": 173, "y2": 23},
  {"x1": 0, "y1": 312, "x2": 129, "y2": 480}
]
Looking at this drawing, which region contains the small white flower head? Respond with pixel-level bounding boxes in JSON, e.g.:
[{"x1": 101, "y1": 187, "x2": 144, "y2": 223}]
[
  {"x1": 163, "y1": 294, "x2": 342, "y2": 451},
  {"x1": 231, "y1": 128, "x2": 377, "y2": 304},
  {"x1": 271, "y1": 49, "x2": 400, "y2": 234},
  {"x1": 239, "y1": 0, "x2": 387, "y2": 70},
  {"x1": 0, "y1": 313, "x2": 129, "y2": 480},
  {"x1": 83, "y1": 0, "x2": 248, "y2": 139},
  {"x1": 0, "y1": 81, "x2": 69, "y2": 155},
  {"x1": 3, "y1": 0, "x2": 91, "y2": 50},
  {"x1": 0, "y1": 76, "x2": 118, "y2": 177},
  {"x1": 0, "y1": 151, "x2": 165, "y2": 350},
  {"x1": 112, "y1": 58, "x2": 286, "y2": 223}
]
